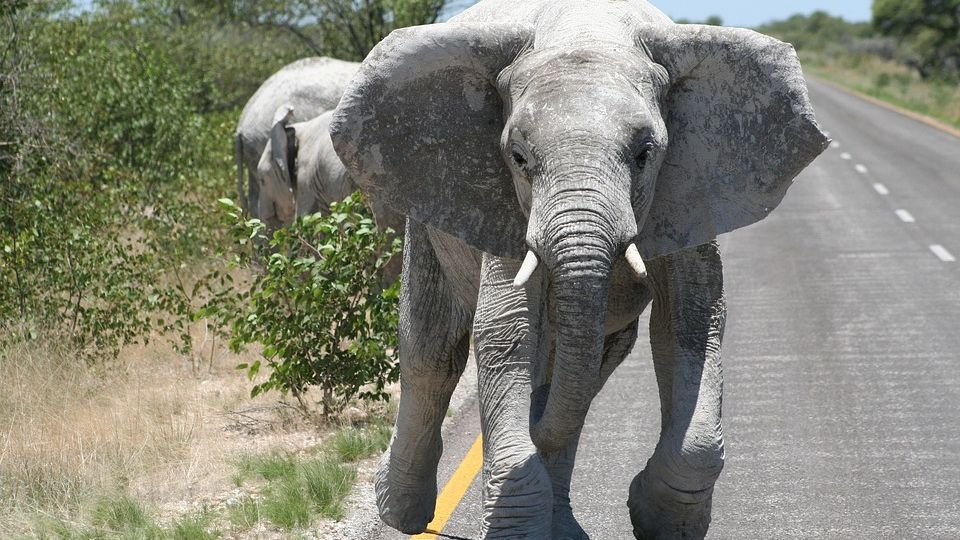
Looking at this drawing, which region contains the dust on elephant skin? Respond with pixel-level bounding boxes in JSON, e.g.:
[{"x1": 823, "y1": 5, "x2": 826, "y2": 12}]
[{"x1": 331, "y1": 0, "x2": 827, "y2": 537}]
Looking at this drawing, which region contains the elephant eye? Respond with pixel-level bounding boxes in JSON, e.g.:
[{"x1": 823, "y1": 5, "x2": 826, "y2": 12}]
[
  {"x1": 512, "y1": 150, "x2": 528, "y2": 168},
  {"x1": 635, "y1": 143, "x2": 654, "y2": 170},
  {"x1": 509, "y1": 140, "x2": 533, "y2": 173}
]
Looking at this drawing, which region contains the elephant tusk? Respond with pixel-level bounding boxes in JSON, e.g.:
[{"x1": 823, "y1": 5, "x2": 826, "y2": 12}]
[
  {"x1": 625, "y1": 243, "x2": 647, "y2": 280},
  {"x1": 513, "y1": 250, "x2": 539, "y2": 288}
]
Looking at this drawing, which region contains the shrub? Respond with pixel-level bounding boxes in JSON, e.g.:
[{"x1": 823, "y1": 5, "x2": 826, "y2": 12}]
[
  {"x1": 218, "y1": 193, "x2": 402, "y2": 416},
  {"x1": 0, "y1": 4, "x2": 236, "y2": 359}
]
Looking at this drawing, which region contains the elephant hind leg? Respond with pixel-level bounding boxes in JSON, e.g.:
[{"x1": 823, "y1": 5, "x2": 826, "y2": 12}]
[
  {"x1": 628, "y1": 242, "x2": 726, "y2": 540},
  {"x1": 375, "y1": 221, "x2": 473, "y2": 534}
]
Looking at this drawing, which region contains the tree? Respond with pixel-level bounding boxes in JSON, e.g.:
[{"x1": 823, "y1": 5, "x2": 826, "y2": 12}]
[
  {"x1": 0, "y1": 2, "x2": 233, "y2": 358},
  {"x1": 873, "y1": 0, "x2": 960, "y2": 80},
  {"x1": 187, "y1": 0, "x2": 445, "y2": 61},
  {"x1": 757, "y1": 11, "x2": 875, "y2": 52},
  {"x1": 704, "y1": 15, "x2": 723, "y2": 26},
  {"x1": 674, "y1": 15, "x2": 722, "y2": 26},
  {"x1": 315, "y1": 0, "x2": 446, "y2": 60}
]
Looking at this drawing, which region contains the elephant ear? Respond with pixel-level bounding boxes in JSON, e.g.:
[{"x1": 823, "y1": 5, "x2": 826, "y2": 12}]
[
  {"x1": 331, "y1": 23, "x2": 533, "y2": 260},
  {"x1": 269, "y1": 104, "x2": 297, "y2": 190},
  {"x1": 639, "y1": 24, "x2": 829, "y2": 259}
]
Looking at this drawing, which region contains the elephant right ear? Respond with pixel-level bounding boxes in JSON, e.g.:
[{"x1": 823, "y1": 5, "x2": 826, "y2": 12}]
[{"x1": 331, "y1": 23, "x2": 534, "y2": 260}]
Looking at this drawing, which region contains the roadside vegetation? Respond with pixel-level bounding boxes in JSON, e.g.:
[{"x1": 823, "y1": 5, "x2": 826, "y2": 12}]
[
  {"x1": 6, "y1": 0, "x2": 952, "y2": 537},
  {"x1": 0, "y1": 0, "x2": 438, "y2": 537},
  {"x1": 756, "y1": 5, "x2": 960, "y2": 129}
]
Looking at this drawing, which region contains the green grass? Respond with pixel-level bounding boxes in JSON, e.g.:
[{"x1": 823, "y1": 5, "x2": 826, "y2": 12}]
[
  {"x1": 231, "y1": 455, "x2": 358, "y2": 529},
  {"x1": 301, "y1": 459, "x2": 356, "y2": 519},
  {"x1": 90, "y1": 494, "x2": 153, "y2": 534},
  {"x1": 171, "y1": 511, "x2": 217, "y2": 540},
  {"x1": 220, "y1": 417, "x2": 396, "y2": 532},
  {"x1": 331, "y1": 425, "x2": 392, "y2": 462},
  {"x1": 32, "y1": 495, "x2": 218, "y2": 539},
  {"x1": 234, "y1": 453, "x2": 298, "y2": 484},
  {"x1": 227, "y1": 496, "x2": 261, "y2": 529},
  {"x1": 262, "y1": 480, "x2": 312, "y2": 529}
]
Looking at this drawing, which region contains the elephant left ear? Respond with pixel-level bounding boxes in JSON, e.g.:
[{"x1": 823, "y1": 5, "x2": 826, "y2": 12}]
[
  {"x1": 638, "y1": 24, "x2": 829, "y2": 259},
  {"x1": 269, "y1": 104, "x2": 297, "y2": 190}
]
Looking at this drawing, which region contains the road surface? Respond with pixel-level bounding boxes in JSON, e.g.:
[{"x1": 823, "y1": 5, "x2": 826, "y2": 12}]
[{"x1": 372, "y1": 77, "x2": 960, "y2": 539}]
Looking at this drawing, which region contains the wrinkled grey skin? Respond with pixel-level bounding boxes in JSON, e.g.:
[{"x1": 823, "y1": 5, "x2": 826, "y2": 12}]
[
  {"x1": 331, "y1": 0, "x2": 828, "y2": 538},
  {"x1": 258, "y1": 110, "x2": 405, "y2": 281},
  {"x1": 235, "y1": 57, "x2": 358, "y2": 218}
]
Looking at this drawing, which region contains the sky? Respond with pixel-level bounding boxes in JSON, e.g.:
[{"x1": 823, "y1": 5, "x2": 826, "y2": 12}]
[
  {"x1": 442, "y1": 0, "x2": 873, "y2": 28},
  {"x1": 72, "y1": 0, "x2": 873, "y2": 29}
]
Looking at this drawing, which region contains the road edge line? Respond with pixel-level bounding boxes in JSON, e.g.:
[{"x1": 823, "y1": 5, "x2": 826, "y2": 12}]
[
  {"x1": 412, "y1": 434, "x2": 484, "y2": 539},
  {"x1": 813, "y1": 76, "x2": 960, "y2": 140}
]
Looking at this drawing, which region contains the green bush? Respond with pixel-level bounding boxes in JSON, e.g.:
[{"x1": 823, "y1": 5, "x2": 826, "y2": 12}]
[
  {"x1": 2, "y1": 2, "x2": 408, "y2": 403},
  {"x1": 218, "y1": 193, "x2": 401, "y2": 416},
  {"x1": 0, "y1": 4, "x2": 242, "y2": 359},
  {"x1": 34, "y1": 13, "x2": 201, "y2": 185}
]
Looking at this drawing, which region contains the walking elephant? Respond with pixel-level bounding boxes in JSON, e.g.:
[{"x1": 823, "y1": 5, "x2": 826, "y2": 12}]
[
  {"x1": 235, "y1": 57, "x2": 358, "y2": 219},
  {"x1": 258, "y1": 107, "x2": 405, "y2": 282},
  {"x1": 331, "y1": 0, "x2": 828, "y2": 538}
]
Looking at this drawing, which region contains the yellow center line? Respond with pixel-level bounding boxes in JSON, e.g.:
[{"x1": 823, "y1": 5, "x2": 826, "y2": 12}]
[{"x1": 412, "y1": 434, "x2": 484, "y2": 539}]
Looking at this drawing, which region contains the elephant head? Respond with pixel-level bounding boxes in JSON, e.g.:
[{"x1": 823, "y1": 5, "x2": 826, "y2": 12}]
[
  {"x1": 258, "y1": 108, "x2": 356, "y2": 227},
  {"x1": 257, "y1": 104, "x2": 298, "y2": 227},
  {"x1": 331, "y1": 21, "x2": 828, "y2": 452}
]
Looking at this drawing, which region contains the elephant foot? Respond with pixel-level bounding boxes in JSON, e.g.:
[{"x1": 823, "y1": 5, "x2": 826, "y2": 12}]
[
  {"x1": 374, "y1": 448, "x2": 438, "y2": 534},
  {"x1": 552, "y1": 503, "x2": 589, "y2": 540},
  {"x1": 481, "y1": 453, "x2": 553, "y2": 539},
  {"x1": 627, "y1": 469, "x2": 712, "y2": 540}
]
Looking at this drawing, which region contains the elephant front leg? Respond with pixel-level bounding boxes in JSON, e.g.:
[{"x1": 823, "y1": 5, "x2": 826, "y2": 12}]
[
  {"x1": 375, "y1": 222, "x2": 472, "y2": 534},
  {"x1": 475, "y1": 254, "x2": 553, "y2": 539},
  {"x1": 628, "y1": 241, "x2": 726, "y2": 540}
]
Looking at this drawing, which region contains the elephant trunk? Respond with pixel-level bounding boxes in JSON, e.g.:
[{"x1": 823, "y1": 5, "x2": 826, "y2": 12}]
[{"x1": 528, "y1": 181, "x2": 635, "y2": 453}]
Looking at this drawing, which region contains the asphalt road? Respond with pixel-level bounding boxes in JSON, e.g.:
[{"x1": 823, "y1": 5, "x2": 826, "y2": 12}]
[{"x1": 373, "y1": 77, "x2": 960, "y2": 539}]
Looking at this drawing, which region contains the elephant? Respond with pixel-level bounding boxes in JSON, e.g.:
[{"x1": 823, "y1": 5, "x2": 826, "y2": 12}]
[
  {"x1": 257, "y1": 107, "x2": 405, "y2": 282},
  {"x1": 235, "y1": 56, "x2": 358, "y2": 219},
  {"x1": 330, "y1": 0, "x2": 828, "y2": 538}
]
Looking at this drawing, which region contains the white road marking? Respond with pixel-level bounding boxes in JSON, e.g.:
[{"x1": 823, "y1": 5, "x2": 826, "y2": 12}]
[
  {"x1": 830, "y1": 141, "x2": 840, "y2": 149},
  {"x1": 841, "y1": 152, "x2": 852, "y2": 160},
  {"x1": 930, "y1": 245, "x2": 956, "y2": 262},
  {"x1": 855, "y1": 164, "x2": 869, "y2": 174},
  {"x1": 873, "y1": 183, "x2": 890, "y2": 195},
  {"x1": 895, "y1": 209, "x2": 916, "y2": 223}
]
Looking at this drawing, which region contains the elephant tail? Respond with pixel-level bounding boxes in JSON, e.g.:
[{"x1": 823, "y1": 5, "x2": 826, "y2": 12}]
[{"x1": 235, "y1": 132, "x2": 249, "y2": 214}]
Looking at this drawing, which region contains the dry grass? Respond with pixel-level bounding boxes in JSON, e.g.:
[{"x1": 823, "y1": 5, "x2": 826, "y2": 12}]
[
  {"x1": 0, "y1": 329, "x2": 309, "y2": 536},
  {"x1": 0, "y1": 326, "x2": 398, "y2": 537},
  {"x1": 801, "y1": 51, "x2": 960, "y2": 130}
]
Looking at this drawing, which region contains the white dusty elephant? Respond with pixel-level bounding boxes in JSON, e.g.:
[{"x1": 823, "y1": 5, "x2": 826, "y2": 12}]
[
  {"x1": 331, "y1": 0, "x2": 828, "y2": 538},
  {"x1": 258, "y1": 107, "x2": 405, "y2": 282},
  {"x1": 234, "y1": 56, "x2": 358, "y2": 219}
]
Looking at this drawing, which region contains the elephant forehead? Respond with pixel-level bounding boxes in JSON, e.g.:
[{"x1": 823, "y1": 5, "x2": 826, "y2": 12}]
[
  {"x1": 510, "y1": 83, "x2": 659, "y2": 147},
  {"x1": 505, "y1": 49, "x2": 664, "y2": 128},
  {"x1": 507, "y1": 46, "x2": 658, "y2": 91}
]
